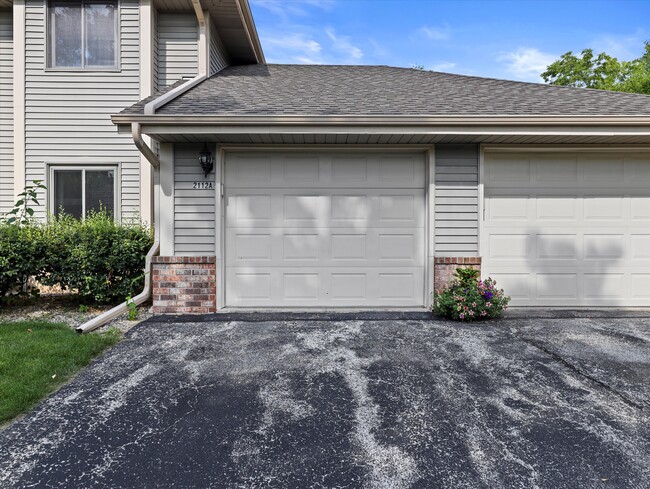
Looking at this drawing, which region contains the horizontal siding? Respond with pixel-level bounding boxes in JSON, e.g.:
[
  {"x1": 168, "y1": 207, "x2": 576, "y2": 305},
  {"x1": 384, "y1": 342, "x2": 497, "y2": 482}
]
[
  {"x1": 174, "y1": 144, "x2": 216, "y2": 255},
  {"x1": 208, "y1": 17, "x2": 229, "y2": 75},
  {"x1": 0, "y1": 10, "x2": 13, "y2": 214},
  {"x1": 24, "y1": 0, "x2": 141, "y2": 221},
  {"x1": 435, "y1": 144, "x2": 479, "y2": 256},
  {"x1": 157, "y1": 12, "x2": 197, "y2": 88}
]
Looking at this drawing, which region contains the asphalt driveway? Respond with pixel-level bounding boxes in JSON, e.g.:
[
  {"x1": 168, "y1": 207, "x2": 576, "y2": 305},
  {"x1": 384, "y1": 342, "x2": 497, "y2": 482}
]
[{"x1": 1, "y1": 312, "x2": 649, "y2": 489}]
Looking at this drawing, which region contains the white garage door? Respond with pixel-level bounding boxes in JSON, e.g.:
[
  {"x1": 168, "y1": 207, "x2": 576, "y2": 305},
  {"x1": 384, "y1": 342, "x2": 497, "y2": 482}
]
[
  {"x1": 225, "y1": 151, "x2": 426, "y2": 307},
  {"x1": 483, "y1": 152, "x2": 650, "y2": 307}
]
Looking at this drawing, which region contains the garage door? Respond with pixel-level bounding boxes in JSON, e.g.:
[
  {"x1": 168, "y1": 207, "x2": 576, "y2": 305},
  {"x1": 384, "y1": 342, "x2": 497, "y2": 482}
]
[
  {"x1": 483, "y1": 152, "x2": 650, "y2": 307},
  {"x1": 225, "y1": 151, "x2": 427, "y2": 307}
]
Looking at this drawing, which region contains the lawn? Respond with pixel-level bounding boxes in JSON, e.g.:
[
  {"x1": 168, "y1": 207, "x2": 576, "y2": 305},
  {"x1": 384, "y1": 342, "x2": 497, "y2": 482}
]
[{"x1": 0, "y1": 320, "x2": 120, "y2": 424}]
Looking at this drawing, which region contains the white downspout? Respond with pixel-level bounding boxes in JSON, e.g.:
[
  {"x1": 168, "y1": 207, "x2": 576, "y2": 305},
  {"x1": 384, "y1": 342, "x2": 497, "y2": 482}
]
[
  {"x1": 76, "y1": 242, "x2": 160, "y2": 333},
  {"x1": 78, "y1": 5, "x2": 211, "y2": 332}
]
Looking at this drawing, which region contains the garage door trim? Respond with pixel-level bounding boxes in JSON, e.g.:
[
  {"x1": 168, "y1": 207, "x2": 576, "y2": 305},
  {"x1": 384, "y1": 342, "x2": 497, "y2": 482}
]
[
  {"x1": 480, "y1": 146, "x2": 650, "y2": 307},
  {"x1": 216, "y1": 146, "x2": 436, "y2": 310}
]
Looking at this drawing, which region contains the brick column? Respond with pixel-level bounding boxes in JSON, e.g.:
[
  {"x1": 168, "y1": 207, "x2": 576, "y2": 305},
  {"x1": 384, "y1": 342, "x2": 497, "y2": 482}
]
[
  {"x1": 434, "y1": 257, "x2": 482, "y2": 294},
  {"x1": 152, "y1": 256, "x2": 216, "y2": 314}
]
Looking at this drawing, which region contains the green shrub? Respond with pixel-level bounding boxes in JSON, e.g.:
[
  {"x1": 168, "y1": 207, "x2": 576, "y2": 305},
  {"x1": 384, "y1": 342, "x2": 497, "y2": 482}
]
[
  {"x1": 0, "y1": 223, "x2": 47, "y2": 303},
  {"x1": 41, "y1": 210, "x2": 153, "y2": 304},
  {"x1": 433, "y1": 267, "x2": 510, "y2": 321}
]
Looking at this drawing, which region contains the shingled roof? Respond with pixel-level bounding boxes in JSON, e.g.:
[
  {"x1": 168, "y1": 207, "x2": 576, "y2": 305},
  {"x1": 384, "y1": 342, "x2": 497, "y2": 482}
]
[{"x1": 119, "y1": 64, "x2": 650, "y2": 117}]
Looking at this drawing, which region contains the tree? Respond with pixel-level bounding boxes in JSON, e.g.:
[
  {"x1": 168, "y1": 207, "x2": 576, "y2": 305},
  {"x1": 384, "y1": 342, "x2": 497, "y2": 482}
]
[{"x1": 541, "y1": 41, "x2": 650, "y2": 94}]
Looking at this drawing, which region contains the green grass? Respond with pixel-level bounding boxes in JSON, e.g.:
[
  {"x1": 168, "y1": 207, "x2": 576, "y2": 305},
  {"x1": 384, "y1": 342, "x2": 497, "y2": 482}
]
[{"x1": 0, "y1": 320, "x2": 120, "y2": 424}]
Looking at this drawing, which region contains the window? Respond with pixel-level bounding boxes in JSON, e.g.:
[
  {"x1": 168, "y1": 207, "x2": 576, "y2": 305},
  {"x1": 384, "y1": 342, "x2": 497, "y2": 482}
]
[
  {"x1": 48, "y1": 0, "x2": 118, "y2": 69},
  {"x1": 51, "y1": 167, "x2": 117, "y2": 218}
]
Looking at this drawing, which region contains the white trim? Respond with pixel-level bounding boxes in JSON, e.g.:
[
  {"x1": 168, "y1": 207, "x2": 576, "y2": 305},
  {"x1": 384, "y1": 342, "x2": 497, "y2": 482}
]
[
  {"x1": 139, "y1": 0, "x2": 154, "y2": 225},
  {"x1": 425, "y1": 145, "x2": 435, "y2": 308},
  {"x1": 143, "y1": 74, "x2": 206, "y2": 115},
  {"x1": 219, "y1": 146, "x2": 431, "y2": 309},
  {"x1": 47, "y1": 164, "x2": 120, "y2": 220},
  {"x1": 46, "y1": 0, "x2": 121, "y2": 71},
  {"x1": 482, "y1": 144, "x2": 650, "y2": 152},
  {"x1": 478, "y1": 144, "x2": 486, "y2": 280},
  {"x1": 112, "y1": 114, "x2": 650, "y2": 125},
  {"x1": 214, "y1": 145, "x2": 225, "y2": 309},
  {"x1": 158, "y1": 143, "x2": 174, "y2": 256},
  {"x1": 13, "y1": 0, "x2": 25, "y2": 200}
]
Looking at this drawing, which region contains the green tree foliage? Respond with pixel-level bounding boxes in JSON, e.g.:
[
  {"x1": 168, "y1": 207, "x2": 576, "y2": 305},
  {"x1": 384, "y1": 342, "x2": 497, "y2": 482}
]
[{"x1": 541, "y1": 42, "x2": 650, "y2": 94}]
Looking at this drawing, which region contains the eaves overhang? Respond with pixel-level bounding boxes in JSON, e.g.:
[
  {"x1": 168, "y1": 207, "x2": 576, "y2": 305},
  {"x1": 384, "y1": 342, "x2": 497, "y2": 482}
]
[{"x1": 111, "y1": 114, "x2": 650, "y2": 127}]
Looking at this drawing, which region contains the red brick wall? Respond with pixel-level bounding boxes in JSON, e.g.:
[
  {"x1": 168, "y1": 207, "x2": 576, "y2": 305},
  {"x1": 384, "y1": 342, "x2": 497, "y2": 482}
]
[
  {"x1": 434, "y1": 257, "x2": 482, "y2": 294},
  {"x1": 152, "y1": 256, "x2": 216, "y2": 314}
]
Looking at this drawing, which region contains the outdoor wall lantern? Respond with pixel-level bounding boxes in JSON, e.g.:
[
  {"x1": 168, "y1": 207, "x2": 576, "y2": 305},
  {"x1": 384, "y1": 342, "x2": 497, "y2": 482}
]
[{"x1": 198, "y1": 142, "x2": 214, "y2": 177}]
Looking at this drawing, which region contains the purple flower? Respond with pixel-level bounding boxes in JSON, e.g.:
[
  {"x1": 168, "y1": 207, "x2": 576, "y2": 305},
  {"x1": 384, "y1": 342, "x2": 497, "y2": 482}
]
[{"x1": 484, "y1": 291, "x2": 493, "y2": 300}]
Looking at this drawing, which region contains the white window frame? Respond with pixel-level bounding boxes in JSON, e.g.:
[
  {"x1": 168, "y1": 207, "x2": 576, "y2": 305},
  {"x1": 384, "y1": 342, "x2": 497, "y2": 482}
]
[
  {"x1": 46, "y1": 0, "x2": 120, "y2": 71},
  {"x1": 48, "y1": 165, "x2": 120, "y2": 220}
]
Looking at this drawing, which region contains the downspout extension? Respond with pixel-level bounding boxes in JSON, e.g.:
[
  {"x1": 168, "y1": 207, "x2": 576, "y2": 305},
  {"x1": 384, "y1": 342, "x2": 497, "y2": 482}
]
[{"x1": 76, "y1": 241, "x2": 160, "y2": 333}]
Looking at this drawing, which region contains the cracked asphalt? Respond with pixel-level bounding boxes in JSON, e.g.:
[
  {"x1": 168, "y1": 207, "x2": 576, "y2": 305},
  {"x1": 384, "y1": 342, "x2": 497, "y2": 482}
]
[{"x1": 1, "y1": 312, "x2": 649, "y2": 489}]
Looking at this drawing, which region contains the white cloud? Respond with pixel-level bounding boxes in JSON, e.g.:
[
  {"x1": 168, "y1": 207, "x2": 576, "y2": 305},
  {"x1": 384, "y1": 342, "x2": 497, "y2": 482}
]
[
  {"x1": 431, "y1": 61, "x2": 457, "y2": 72},
  {"x1": 413, "y1": 25, "x2": 451, "y2": 42},
  {"x1": 325, "y1": 28, "x2": 364, "y2": 61},
  {"x1": 251, "y1": 0, "x2": 335, "y2": 19},
  {"x1": 591, "y1": 30, "x2": 648, "y2": 60},
  {"x1": 497, "y1": 47, "x2": 558, "y2": 81},
  {"x1": 262, "y1": 33, "x2": 323, "y2": 64}
]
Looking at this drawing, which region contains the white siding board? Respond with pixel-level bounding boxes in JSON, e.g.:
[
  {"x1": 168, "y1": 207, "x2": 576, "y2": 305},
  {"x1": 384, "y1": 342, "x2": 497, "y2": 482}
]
[
  {"x1": 24, "y1": 0, "x2": 141, "y2": 220},
  {"x1": 435, "y1": 144, "x2": 479, "y2": 256},
  {"x1": 0, "y1": 10, "x2": 12, "y2": 213},
  {"x1": 208, "y1": 16, "x2": 228, "y2": 75},
  {"x1": 157, "y1": 12, "x2": 198, "y2": 88}
]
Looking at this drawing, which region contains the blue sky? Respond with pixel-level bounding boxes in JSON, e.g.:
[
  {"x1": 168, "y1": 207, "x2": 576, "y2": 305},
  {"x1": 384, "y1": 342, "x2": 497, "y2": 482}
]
[{"x1": 249, "y1": 0, "x2": 650, "y2": 83}]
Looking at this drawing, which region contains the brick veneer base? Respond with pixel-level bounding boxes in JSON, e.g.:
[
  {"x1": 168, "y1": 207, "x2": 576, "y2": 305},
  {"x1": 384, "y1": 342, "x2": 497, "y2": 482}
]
[
  {"x1": 434, "y1": 257, "x2": 482, "y2": 294},
  {"x1": 152, "y1": 256, "x2": 216, "y2": 314}
]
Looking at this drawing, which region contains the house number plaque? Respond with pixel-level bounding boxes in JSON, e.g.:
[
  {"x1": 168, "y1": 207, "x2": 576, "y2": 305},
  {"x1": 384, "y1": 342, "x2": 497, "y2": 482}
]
[{"x1": 192, "y1": 181, "x2": 214, "y2": 189}]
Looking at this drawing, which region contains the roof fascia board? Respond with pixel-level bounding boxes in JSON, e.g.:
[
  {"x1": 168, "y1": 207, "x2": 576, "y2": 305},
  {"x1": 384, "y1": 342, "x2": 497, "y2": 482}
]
[
  {"x1": 113, "y1": 114, "x2": 650, "y2": 126},
  {"x1": 131, "y1": 124, "x2": 650, "y2": 137},
  {"x1": 235, "y1": 0, "x2": 265, "y2": 63}
]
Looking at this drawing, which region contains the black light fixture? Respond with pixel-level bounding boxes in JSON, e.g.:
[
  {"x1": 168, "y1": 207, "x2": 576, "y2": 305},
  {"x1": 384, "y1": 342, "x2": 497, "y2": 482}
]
[{"x1": 198, "y1": 142, "x2": 214, "y2": 177}]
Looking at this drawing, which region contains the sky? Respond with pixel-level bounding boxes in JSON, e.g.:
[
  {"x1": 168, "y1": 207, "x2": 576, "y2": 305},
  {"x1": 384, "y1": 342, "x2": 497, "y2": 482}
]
[{"x1": 249, "y1": 0, "x2": 650, "y2": 83}]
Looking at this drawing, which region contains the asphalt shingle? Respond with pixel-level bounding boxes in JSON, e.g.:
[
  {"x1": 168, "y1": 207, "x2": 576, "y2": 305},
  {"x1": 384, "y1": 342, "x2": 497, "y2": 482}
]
[{"x1": 118, "y1": 64, "x2": 650, "y2": 117}]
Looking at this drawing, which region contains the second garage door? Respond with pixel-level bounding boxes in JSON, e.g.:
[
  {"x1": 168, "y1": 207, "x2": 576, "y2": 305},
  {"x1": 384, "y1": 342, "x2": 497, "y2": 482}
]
[
  {"x1": 225, "y1": 151, "x2": 427, "y2": 307},
  {"x1": 483, "y1": 151, "x2": 650, "y2": 307}
]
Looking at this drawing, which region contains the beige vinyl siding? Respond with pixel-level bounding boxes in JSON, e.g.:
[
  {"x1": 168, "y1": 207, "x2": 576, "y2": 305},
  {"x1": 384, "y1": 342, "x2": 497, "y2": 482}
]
[
  {"x1": 0, "y1": 10, "x2": 13, "y2": 214},
  {"x1": 208, "y1": 17, "x2": 228, "y2": 75},
  {"x1": 157, "y1": 12, "x2": 197, "y2": 88},
  {"x1": 435, "y1": 144, "x2": 479, "y2": 256},
  {"x1": 174, "y1": 144, "x2": 215, "y2": 255},
  {"x1": 24, "y1": 0, "x2": 141, "y2": 220}
]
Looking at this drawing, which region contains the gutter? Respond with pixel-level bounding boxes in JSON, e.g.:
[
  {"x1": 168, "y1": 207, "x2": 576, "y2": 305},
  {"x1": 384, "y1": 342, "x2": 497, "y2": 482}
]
[
  {"x1": 113, "y1": 114, "x2": 650, "y2": 127},
  {"x1": 76, "y1": 241, "x2": 160, "y2": 334}
]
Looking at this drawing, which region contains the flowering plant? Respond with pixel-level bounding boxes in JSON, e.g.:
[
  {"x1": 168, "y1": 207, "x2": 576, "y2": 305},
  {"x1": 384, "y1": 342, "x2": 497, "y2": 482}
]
[{"x1": 433, "y1": 267, "x2": 510, "y2": 321}]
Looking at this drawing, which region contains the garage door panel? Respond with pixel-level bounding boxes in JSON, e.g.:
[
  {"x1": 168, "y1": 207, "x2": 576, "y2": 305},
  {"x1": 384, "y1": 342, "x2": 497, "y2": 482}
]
[
  {"x1": 227, "y1": 228, "x2": 424, "y2": 267},
  {"x1": 536, "y1": 234, "x2": 578, "y2": 260},
  {"x1": 632, "y1": 274, "x2": 650, "y2": 299},
  {"x1": 533, "y1": 157, "x2": 578, "y2": 183},
  {"x1": 631, "y1": 235, "x2": 650, "y2": 260},
  {"x1": 631, "y1": 197, "x2": 650, "y2": 220},
  {"x1": 225, "y1": 151, "x2": 426, "y2": 307},
  {"x1": 536, "y1": 196, "x2": 579, "y2": 221},
  {"x1": 227, "y1": 189, "x2": 425, "y2": 229},
  {"x1": 225, "y1": 152, "x2": 425, "y2": 189},
  {"x1": 225, "y1": 267, "x2": 425, "y2": 307},
  {"x1": 484, "y1": 152, "x2": 650, "y2": 306}
]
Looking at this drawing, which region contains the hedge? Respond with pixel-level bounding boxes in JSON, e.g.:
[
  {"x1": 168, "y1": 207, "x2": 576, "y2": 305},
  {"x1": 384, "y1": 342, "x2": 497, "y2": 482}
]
[{"x1": 0, "y1": 211, "x2": 153, "y2": 305}]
